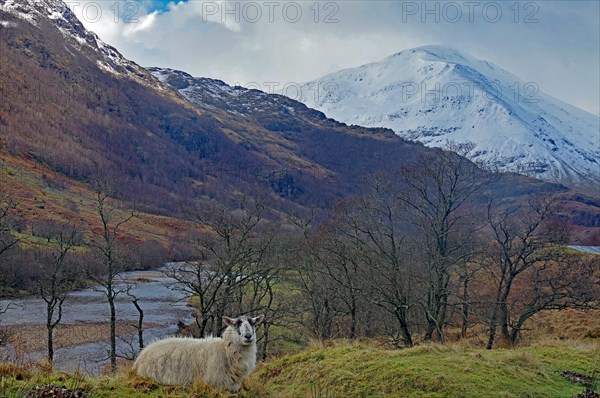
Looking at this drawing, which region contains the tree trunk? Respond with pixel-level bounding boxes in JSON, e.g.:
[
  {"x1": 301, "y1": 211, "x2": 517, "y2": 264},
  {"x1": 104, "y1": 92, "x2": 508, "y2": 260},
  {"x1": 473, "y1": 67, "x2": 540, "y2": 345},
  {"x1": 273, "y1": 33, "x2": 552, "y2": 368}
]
[
  {"x1": 195, "y1": 314, "x2": 210, "y2": 337},
  {"x1": 436, "y1": 294, "x2": 447, "y2": 343},
  {"x1": 396, "y1": 307, "x2": 413, "y2": 347},
  {"x1": 510, "y1": 324, "x2": 521, "y2": 344},
  {"x1": 461, "y1": 276, "x2": 469, "y2": 338},
  {"x1": 499, "y1": 277, "x2": 514, "y2": 343},
  {"x1": 499, "y1": 302, "x2": 510, "y2": 342},
  {"x1": 424, "y1": 319, "x2": 435, "y2": 342},
  {"x1": 261, "y1": 283, "x2": 275, "y2": 360},
  {"x1": 486, "y1": 268, "x2": 510, "y2": 349},
  {"x1": 109, "y1": 294, "x2": 117, "y2": 372},
  {"x1": 486, "y1": 322, "x2": 497, "y2": 349},
  {"x1": 509, "y1": 313, "x2": 531, "y2": 344},
  {"x1": 261, "y1": 320, "x2": 269, "y2": 360},
  {"x1": 321, "y1": 298, "x2": 332, "y2": 339},
  {"x1": 214, "y1": 283, "x2": 231, "y2": 336},
  {"x1": 47, "y1": 325, "x2": 54, "y2": 363},
  {"x1": 424, "y1": 270, "x2": 449, "y2": 343},
  {"x1": 486, "y1": 303, "x2": 501, "y2": 349},
  {"x1": 132, "y1": 298, "x2": 144, "y2": 350},
  {"x1": 364, "y1": 307, "x2": 374, "y2": 338},
  {"x1": 424, "y1": 292, "x2": 435, "y2": 342},
  {"x1": 349, "y1": 296, "x2": 357, "y2": 340},
  {"x1": 46, "y1": 301, "x2": 54, "y2": 363}
]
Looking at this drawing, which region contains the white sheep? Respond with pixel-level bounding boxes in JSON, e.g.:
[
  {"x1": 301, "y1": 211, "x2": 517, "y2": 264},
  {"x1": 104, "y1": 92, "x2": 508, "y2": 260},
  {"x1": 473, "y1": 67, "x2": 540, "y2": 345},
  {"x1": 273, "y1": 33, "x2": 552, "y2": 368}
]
[{"x1": 133, "y1": 314, "x2": 264, "y2": 392}]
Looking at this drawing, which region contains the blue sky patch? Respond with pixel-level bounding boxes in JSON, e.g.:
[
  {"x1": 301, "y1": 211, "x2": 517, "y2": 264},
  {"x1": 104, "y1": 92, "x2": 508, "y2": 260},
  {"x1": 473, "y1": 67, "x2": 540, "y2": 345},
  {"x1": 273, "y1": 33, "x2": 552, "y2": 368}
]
[{"x1": 138, "y1": 0, "x2": 186, "y2": 14}]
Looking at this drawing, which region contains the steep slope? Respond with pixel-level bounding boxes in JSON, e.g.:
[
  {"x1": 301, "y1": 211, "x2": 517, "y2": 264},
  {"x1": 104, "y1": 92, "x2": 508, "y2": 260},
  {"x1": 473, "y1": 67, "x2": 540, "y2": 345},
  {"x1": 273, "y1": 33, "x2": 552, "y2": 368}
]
[
  {"x1": 0, "y1": 152, "x2": 194, "y2": 245},
  {"x1": 0, "y1": 0, "x2": 428, "y2": 218},
  {"x1": 149, "y1": 67, "x2": 600, "y2": 243},
  {"x1": 298, "y1": 45, "x2": 600, "y2": 195},
  {"x1": 147, "y1": 67, "x2": 430, "y2": 201},
  {"x1": 1, "y1": 0, "x2": 233, "y2": 216},
  {"x1": 0, "y1": 0, "x2": 160, "y2": 88},
  {"x1": 1, "y1": 0, "x2": 598, "y2": 244}
]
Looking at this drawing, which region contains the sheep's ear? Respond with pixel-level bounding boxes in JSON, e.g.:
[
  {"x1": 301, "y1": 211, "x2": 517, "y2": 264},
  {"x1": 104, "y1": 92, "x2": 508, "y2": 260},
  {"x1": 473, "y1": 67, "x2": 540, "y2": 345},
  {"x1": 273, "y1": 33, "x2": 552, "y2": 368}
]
[
  {"x1": 252, "y1": 315, "x2": 265, "y2": 325},
  {"x1": 223, "y1": 316, "x2": 236, "y2": 327}
]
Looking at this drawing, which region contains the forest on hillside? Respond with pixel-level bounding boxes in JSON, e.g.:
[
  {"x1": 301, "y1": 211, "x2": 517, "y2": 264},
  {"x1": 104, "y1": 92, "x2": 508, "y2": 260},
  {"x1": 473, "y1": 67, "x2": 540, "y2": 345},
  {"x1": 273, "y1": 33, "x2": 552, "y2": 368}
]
[{"x1": 1, "y1": 146, "x2": 598, "y2": 374}]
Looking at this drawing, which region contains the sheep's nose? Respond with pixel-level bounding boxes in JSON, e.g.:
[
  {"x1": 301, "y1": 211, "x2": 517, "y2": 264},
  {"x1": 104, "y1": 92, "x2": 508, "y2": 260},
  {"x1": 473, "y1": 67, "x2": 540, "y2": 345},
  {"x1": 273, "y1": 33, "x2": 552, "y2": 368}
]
[{"x1": 244, "y1": 333, "x2": 252, "y2": 340}]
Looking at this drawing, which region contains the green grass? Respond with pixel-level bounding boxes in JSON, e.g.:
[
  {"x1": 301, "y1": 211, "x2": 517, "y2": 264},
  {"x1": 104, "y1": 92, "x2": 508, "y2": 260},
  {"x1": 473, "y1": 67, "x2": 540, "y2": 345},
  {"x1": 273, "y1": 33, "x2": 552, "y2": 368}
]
[
  {"x1": 0, "y1": 369, "x2": 263, "y2": 398},
  {"x1": 0, "y1": 341, "x2": 597, "y2": 397},
  {"x1": 258, "y1": 341, "x2": 599, "y2": 398}
]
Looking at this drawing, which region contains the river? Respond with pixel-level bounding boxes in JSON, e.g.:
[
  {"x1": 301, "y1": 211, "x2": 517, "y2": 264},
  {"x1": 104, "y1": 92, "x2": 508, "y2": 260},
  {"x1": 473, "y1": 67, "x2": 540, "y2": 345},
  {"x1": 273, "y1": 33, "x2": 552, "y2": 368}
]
[{"x1": 0, "y1": 264, "x2": 195, "y2": 374}]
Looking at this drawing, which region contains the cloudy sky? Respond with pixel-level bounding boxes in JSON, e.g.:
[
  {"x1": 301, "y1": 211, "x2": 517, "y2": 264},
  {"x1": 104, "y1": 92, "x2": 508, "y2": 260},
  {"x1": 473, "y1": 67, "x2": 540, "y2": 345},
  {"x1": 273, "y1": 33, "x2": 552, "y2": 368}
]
[{"x1": 68, "y1": 0, "x2": 600, "y2": 115}]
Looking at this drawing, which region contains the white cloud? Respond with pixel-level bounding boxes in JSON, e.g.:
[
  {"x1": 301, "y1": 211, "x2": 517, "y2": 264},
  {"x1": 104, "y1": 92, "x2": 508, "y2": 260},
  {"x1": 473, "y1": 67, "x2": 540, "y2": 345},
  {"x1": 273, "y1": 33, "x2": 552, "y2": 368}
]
[
  {"x1": 124, "y1": 10, "x2": 158, "y2": 36},
  {"x1": 73, "y1": 0, "x2": 599, "y2": 115},
  {"x1": 185, "y1": 1, "x2": 242, "y2": 32}
]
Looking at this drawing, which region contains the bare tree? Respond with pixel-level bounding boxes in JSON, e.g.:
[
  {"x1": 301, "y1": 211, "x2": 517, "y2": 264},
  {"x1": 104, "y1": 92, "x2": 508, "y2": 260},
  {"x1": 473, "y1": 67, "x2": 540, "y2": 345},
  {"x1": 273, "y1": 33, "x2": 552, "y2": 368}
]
[
  {"x1": 34, "y1": 222, "x2": 82, "y2": 364},
  {"x1": 167, "y1": 196, "x2": 273, "y2": 337},
  {"x1": 287, "y1": 209, "x2": 346, "y2": 341},
  {"x1": 354, "y1": 176, "x2": 415, "y2": 347},
  {"x1": 293, "y1": 246, "x2": 340, "y2": 340},
  {"x1": 114, "y1": 284, "x2": 146, "y2": 361},
  {"x1": 303, "y1": 204, "x2": 369, "y2": 340},
  {"x1": 244, "y1": 239, "x2": 285, "y2": 360},
  {"x1": 483, "y1": 195, "x2": 582, "y2": 348},
  {"x1": 0, "y1": 196, "x2": 19, "y2": 322},
  {"x1": 128, "y1": 288, "x2": 145, "y2": 351},
  {"x1": 505, "y1": 251, "x2": 598, "y2": 342},
  {"x1": 87, "y1": 191, "x2": 136, "y2": 372},
  {"x1": 396, "y1": 143, "x2": 489, "y2": 342},
  {"x1": 0, "y1": 195, "x2": 19, "y2": 260},
  {"x1": 290, "y1": 175, "x2": 416, "y2": 346},
  {"x1": 455, "y1": 258, "x2": 484, "y2": 338}
]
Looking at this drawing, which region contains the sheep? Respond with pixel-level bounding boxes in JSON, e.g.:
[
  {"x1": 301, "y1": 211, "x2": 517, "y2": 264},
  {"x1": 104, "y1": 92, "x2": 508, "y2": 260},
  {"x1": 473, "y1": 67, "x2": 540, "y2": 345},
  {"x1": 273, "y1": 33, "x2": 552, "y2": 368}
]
[{"x1": 133, "y1": 314, "x2": 264, "y2": 392}]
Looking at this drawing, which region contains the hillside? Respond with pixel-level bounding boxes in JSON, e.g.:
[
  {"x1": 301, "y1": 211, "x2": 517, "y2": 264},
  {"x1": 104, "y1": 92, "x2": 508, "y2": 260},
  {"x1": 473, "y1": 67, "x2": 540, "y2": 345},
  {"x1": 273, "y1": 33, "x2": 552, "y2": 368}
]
[
  {"x1": 0, "y1": 0, "x2": 434, "y2": 222},
  {"x1": 298, "y1": 45, "x2": 600, "y2": 196},
  {"x1": 0, "y1": 0, "x2": 598, "y2": 244},
  {"x1": 1, "y1": 341, "x2": 598, "y2": 397},
  {"x1": 0, "y1": 150, "x2": 193, "y2": 245},
  {"x1": 149, "y1": 67, "x2": 600, "y2": 244}
]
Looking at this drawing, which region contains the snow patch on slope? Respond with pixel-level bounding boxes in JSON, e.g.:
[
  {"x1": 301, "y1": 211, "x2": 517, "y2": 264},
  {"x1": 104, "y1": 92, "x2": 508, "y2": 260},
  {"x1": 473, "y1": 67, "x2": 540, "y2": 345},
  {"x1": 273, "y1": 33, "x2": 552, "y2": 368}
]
[
  {"x1": 0, "y1": 0, "x2": 162, "y2": 89},
  {"x1": 298, "y1": 45, "x2": 600, "y2": 194}
]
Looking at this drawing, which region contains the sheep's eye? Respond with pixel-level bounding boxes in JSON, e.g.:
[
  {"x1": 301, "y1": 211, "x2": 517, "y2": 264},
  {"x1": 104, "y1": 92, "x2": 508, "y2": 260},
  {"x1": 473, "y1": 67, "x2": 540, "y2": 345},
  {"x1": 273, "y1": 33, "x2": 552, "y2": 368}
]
[{"x1": 236, "y1": 319, "x2": 242, "y2": 327}]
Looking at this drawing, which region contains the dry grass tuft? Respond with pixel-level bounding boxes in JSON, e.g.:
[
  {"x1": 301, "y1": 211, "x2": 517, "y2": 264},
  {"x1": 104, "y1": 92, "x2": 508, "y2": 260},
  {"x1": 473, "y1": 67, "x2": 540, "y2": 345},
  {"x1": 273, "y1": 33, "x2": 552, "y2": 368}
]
[
  {"x1": 34, "y1": 359, "x2": 53, "y2": 375},
  {"x1": 0, "y1": 362, "x2": 30, "y2": 380},
  {"x1": 121, "y1": 366, "x2": 159, "y2": 392},
  {"x1": 524, "y1": 309, "x2": 600, "y2": 342},
  {"x1": 585, "y1": 327, "x2": 600, "y2": 339},
  {"x1": 5, "y1": 322, "x2": 160, "y2": 354}
]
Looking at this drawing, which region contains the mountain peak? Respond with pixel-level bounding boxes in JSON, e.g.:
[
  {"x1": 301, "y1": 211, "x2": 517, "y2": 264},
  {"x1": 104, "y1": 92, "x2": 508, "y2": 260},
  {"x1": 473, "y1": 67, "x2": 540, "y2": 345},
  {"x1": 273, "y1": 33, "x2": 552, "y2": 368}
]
[
  {"x1": 2, "y1": 0, "x2": 69, "y2": 26},
  {"x1": 392, "y1": 44, "x2": 470, "y2": 61},
  {"x1": 386, "y1": 45, "x2": 505, "y2": 76},
  {"x1": 1, "y1": 0, "x2": 161, "y2": 88},
  {"x1": 298, "y1": 46, "x2": 600, "y2": 195}
]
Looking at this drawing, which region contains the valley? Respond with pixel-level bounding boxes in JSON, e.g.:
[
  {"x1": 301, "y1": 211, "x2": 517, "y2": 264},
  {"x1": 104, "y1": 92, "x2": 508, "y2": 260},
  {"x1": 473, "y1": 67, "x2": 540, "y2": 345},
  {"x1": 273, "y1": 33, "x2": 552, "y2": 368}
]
[{"x1": 0, "y1": 1, "x2": 598, "y2": 397}]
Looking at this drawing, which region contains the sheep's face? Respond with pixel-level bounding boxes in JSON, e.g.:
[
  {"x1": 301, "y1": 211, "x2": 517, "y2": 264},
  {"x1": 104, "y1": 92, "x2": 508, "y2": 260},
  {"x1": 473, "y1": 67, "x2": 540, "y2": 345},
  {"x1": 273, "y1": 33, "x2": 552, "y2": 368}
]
[{"x1": 223, "y1": 315, "x2": 264, "y2": 346}]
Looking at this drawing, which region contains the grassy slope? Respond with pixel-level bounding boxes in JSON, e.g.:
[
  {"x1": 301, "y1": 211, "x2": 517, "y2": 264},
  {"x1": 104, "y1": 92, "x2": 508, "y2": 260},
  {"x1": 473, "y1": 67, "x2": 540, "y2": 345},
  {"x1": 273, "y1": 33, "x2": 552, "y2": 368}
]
[
  {"x1": 259, "y1": 342, "x2": 598, "y2": 398},
  {"x1": 0, "y1": 150, "x2": 194, "y2": 246},
  {"x1": 1, "y1": 342, "x2": 597, "y2": 398}
]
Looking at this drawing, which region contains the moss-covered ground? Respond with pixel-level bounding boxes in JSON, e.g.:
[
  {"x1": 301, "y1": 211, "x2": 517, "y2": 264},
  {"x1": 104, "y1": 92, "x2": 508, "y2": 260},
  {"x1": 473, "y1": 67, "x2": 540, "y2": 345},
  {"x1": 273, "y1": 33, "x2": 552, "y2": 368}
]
[{"x1": 1, "y1": 340, "x2": 597, "y2": 397}]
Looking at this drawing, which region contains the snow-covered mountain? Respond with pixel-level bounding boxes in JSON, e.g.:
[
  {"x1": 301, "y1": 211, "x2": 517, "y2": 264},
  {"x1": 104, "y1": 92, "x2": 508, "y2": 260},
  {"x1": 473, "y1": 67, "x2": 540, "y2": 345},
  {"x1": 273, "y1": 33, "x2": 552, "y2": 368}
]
[{"x1": 298, "y1": 45, "x2": 600, "y2": 195}]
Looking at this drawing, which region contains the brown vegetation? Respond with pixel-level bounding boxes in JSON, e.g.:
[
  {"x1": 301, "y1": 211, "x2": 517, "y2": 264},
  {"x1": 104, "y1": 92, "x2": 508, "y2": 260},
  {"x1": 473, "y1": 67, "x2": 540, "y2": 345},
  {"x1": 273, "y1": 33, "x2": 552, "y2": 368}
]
[{"x1": 4, "y1": 322, "x2": 160, "y2": 354}]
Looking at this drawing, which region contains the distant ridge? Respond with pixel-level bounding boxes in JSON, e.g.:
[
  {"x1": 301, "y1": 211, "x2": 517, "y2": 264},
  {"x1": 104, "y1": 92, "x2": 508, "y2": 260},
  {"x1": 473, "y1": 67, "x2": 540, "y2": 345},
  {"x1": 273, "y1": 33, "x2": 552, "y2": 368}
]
[{"x1": 298, "y1": 45, "x2": 600, "y2": 196}]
